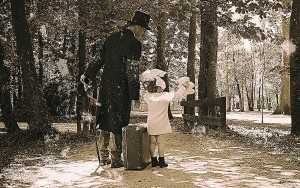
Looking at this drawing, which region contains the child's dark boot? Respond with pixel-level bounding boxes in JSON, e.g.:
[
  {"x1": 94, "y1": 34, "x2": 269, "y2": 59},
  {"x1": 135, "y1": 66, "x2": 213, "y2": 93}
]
[
  {"x1": 151, "y1": 157, "x2": 159, "y2": 167},
  {"x1": 159, "y1": 157, "x2": 168, "y2": 168}
]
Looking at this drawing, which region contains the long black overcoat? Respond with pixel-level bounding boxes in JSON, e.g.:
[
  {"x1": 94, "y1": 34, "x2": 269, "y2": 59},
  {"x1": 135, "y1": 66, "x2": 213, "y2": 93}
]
[{"x1": 85, "y1": 28, "x2": 141, "y2": 134}]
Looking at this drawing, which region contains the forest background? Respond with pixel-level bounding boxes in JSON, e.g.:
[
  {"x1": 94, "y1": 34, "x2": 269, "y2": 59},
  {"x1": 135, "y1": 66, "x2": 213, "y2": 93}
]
[{"x1": 0, "y1": 0, "x2": 300, "y2": 137}]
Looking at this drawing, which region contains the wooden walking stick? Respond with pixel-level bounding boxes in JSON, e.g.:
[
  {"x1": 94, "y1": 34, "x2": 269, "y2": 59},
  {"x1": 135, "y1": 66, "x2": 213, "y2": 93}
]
[
  {"x1": 81, "y1": 78, "x2": 102, "y2": 173},
  {"x1": 92, "y1": 121, "x2": 101, "y2": 173}
]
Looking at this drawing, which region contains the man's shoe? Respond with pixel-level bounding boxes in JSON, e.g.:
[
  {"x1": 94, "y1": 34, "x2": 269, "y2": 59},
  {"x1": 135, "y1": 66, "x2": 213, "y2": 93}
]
[
  {"x1": 111, "y1": 161, "x2": 124, "y2": 168},
  {"x1": 100, "y1": 159, "x2": 111, "y2": 166}
]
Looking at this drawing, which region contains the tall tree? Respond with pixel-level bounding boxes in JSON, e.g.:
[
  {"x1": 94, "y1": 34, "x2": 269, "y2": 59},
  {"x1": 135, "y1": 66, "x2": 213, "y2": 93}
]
[
  {"x1": 155, "y1": 0, "x2": 174, "y2": 119},
  {"x1": 290, "y1": 0, "x2": 300, "y2": 136},
  {"x1": 10, "y1": 0, "x2": 51, "y2": 130},
  {"x1": 38, "y1": 31, "x2": 44, "y2": 86},
  {"x1": 155, "y1": 0, "x2": 168, "y2": 86},
  {"x1": 225, "y1": 48, "x2": 231, "y2": 112},
  {"x1": 274, "y1": 0, "x2": 291, "y2": 115},
  {"x1": 76, "y1": 0, "x2": 88, "y2": 133},
  {"x1": 0, "y1": 41, "x2": 20, "y2": 134},
  {"x1": 198, "y1": 0, "x2": 218, "y2": 100},
  {"x1": 186, "y1": 1, "x2": 197, "y2": 115}
]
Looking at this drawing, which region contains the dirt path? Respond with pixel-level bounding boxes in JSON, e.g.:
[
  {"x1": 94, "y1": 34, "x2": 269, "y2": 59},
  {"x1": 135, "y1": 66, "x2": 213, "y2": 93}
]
[{"x1": 1, "y1": 117, "x2": 300, "y2": 187}]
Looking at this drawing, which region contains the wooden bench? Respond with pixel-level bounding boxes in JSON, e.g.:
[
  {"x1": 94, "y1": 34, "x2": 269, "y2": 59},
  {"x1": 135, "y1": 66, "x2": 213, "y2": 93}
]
[{"x1": 180, "y1": 97, "x2": 226, "y2": 133}]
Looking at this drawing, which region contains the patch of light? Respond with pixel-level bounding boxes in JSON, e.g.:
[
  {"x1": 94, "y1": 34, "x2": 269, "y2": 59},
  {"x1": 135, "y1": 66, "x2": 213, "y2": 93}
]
[
  {"x1": 243, "y1": 39, "x2": 252, "y2": 52},
  {"x1": 249, "y1": 15, "x2": 261, "y2": 27},
  {"x1": 60, "y1": 146, "x2": 70, "y2": 158},
  {"x1": 228, "y1": 125, "x2": 290, "y2": 139},
  {"x1": 40, "y1": 25, "x2": 47, "y2": 38},
  {"x1": 280, "y1": 171, "x2": 296, "y2": 176},
  {"x1": 56, "y1": 58, "x2": 69, "y2": 77},
  {"x1": 232, "y1": 13, "x2": 242, "y2": 22},
  {"x1": 281, "y1": 40, "x2": 297, "y2": 55},
  {"x1": 1, "y1": 158, "x2": 123, "y2": 188},
  {"x1": 152, "y1": 171, "x2": 164, "y2": 177},
  {"x1": 226, "y1": 111, "x2": 291, "y2": 124}
]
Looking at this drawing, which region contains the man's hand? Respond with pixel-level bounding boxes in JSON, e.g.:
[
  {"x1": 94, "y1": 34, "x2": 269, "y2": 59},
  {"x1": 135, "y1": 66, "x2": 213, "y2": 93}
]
[
  {"x1": 80, "y1": 74, "x2": 91, "y2": 91},
  {"x1": 80, "y1": 74, "x2": 86, "y2": 83},
  {"x1": 133, "y1": 100, "x2": 140, "y2": 109},
  {"x1": 89, "y1": 98, "x2": 98, "y2": 106}
]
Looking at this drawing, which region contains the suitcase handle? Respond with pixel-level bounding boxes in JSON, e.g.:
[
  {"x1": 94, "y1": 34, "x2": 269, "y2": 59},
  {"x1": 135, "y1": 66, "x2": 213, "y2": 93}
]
[{"x1": 131, "y1": 125, "x2": 147, "y2": 132}]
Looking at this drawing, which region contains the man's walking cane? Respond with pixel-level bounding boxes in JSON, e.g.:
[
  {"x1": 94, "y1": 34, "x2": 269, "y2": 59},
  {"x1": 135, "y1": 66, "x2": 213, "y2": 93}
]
[
  {"x1": 81, "y1": 78, "x2": 102, "y2": 173},
  {"x1": 92, "y1": 118, "x2": 101, "y2": 173}
]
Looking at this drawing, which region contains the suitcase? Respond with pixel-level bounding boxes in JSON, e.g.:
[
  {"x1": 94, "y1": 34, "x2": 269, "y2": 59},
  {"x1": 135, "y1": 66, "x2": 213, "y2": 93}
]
[{"x1": 122, "y1": 123, "x2": 151, "y2": 170}]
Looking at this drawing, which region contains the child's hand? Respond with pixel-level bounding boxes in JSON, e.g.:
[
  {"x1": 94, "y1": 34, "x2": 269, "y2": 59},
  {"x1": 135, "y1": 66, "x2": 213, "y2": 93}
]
[{"x1": 182, "y1": 82, "x2": 190, "y2": 88}]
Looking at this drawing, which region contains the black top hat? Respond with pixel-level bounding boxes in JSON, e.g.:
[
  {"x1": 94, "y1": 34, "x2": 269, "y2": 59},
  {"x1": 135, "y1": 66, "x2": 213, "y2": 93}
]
[{"x1": 127, "y1": 11, "x2": 151, "y2": 30}]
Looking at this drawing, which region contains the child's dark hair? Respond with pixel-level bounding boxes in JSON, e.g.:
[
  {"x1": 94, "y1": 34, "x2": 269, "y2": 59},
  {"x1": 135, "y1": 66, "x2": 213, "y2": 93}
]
[{"x1": 143, "y1": 79, "x2": 158, "y2": 93}]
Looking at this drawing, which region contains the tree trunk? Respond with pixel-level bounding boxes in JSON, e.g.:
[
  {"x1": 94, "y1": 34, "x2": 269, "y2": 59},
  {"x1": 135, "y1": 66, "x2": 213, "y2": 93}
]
[
  {"x1": 251, "y1": 52, "x2": 256, "y2": 110},
  {"x1": 38, "y1": 31, "x2": 44, "y2": 86},
  {"x1": 290, "y1": 0, "x2": 300, "y2": 136},
  {"x1": 250, "y1": 83, "x2": 254, "y2": 111},
  {"x1": 182, "y1": 3, "x2": 197, "y2": 132},
  {"x1": 155, "y1": 0, "x2": 173, "y2": 119},
  {"x1": 0, "y1": 89, "x2": 20, "y2": 134},
  {"x1": 274, "y1": 8, "x2": 291, "y2": 115},
  {"x1": 241, "y1": 78, "x2": 245, "y2": 112},
  {"x1": 76, "y1": 30, "x2": 86, "y2": 134},
  {"x1": 258, "y1": 86, "x2": 261, "y2": 111},
  {"x1": 76, "y1": 1, "x2": 89, "y2": 134},
  {"x1": 186, "y1": 7, "x2": 197, "y2": 115},
  {"x1": 232, "y1": 83, "x2": 235, "y2": 111},
  {"x1": 10, "y1": 0, "x2": 51, "y2": 130},
  {"x1": 245, "y1": 75, "x2": 255, "y2": 111},
  {"x1": 226, "y1": 59, "x2": 230, "y2": 112},
  {"x1": 68, "y1": 33, "x2": 77, "y2": 117},
  {"x1": 155, "y1": 10, "x2": 167, "y2": 78},
  {"x1": 246, "y1": 87, "x2": 253, "y2": 111},
  {"x1": 63, "y1": 26, "x2": 68, "y2": 56},
  {"x1": 0, "y1": 42, "x2": 20, "y2": 134},
  {"x1": 199, "y1": 0, "x2": 218, "y2": 100},
  {"x1": 235, "y1": 76, "x2": 244, "y2": 112}
]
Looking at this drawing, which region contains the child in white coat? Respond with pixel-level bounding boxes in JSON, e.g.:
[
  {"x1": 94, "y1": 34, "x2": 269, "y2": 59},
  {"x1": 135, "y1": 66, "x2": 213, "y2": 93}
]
[{"x1": 140, "y1": 69, "x2": 194, "y2": 168}]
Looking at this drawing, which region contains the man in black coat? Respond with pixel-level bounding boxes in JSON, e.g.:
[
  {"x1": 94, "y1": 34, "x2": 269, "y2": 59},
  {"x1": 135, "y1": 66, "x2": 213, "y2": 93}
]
[{"x1": 81, "y1": 11, "x2": 151, "y2": 168}]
